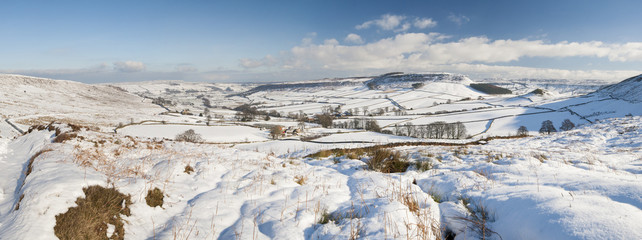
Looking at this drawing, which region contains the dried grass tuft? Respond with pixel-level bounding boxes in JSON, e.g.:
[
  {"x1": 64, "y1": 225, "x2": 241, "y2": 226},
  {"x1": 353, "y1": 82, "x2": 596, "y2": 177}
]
[
  {"x1": 145, "y1": 187, "x2": 164, "y2": 208},
  {"x1": 54, "y1": 185, "x2": 132, "y2": 240}
]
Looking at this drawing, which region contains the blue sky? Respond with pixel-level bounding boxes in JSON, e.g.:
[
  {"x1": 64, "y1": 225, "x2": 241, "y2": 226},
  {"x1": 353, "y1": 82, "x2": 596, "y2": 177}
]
[{"x1": 1, "y1": 0, "x2": 641, "y2": 83}]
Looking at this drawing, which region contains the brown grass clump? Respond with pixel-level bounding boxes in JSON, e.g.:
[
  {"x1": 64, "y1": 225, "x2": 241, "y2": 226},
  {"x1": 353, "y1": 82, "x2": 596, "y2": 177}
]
[
  {"x1": 304, "y1": 135, "x2": 530, "y2": 159},
  {"x1": 309, "y1": 149, "x2": 347, "y2": 159},
  {"x1": 184, "y1": 165, "x2": 194, "y2": 174},
  {"x1": 294, "y1": 175, "x2": 307, "y2": 185},
  {"x1": 53, "y1": 132, "x2": 79, "y2": 143},
  {"x1": 415, "y1": 160, "x2": 432, "y2": 172},
  {"x1": 532, "y1": 153, "x2": 548, "y2": 163},
  {"x1": 366, "y1": 149, "x2": 409, "y2": 173},
  {"x1": 54, "y1": 185, "x2": 132, "y2": 240},
  {"x1": 145, "y1": 187, "x2": 164, "y2": 208}
]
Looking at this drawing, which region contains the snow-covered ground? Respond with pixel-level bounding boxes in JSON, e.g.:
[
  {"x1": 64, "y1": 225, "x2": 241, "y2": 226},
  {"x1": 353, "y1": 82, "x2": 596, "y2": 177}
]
[
  {"x1": 1, "y1": 73, "x2": 641, "y2": 239},
  {"x1": 1, "y1": 116, "x2": 640, "y2": 239},
  {"x1": 118, "y1": 124, "x2": 270, "y2": 143}
]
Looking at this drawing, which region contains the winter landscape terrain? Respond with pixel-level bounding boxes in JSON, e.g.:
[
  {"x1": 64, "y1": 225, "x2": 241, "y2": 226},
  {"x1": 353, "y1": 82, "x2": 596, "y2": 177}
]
[{"x1": 0, "y1": 72, "x2": 641, "y2": 239}]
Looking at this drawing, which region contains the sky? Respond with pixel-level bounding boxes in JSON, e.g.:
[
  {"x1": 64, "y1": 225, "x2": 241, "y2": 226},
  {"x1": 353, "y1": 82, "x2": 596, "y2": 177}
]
[{"x1": 1, "y1": 0, "x2": 641, "y2": 83}]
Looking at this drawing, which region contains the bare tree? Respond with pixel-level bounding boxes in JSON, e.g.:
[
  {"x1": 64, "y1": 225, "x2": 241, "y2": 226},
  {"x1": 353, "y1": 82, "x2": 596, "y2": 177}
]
[
  {"x1": 270, "y1": 125, "x2": 284, "y2": 139},
  {"x1": 560, "y1": 119, "x2": 575, "y2": 131},
  {"x1": 316, "y1": 114, "x2": 333, "y2": 128},
  {"x1": 321, "y1": 105, "x2": 333, "y2": 115},
  {"x1": 404, "y1": 123, "x2": 414, "y2": 137},
  {"x1": 539, "y1": 120, "x2": 557, "y2": 134},
  {"x1": 455, "y1": 122, "x2": 467, "y2": 139},
  {"x1": 365, "y1": 119, "x2": 381, "y2": 132},
  {"x1": 175, "y1": 129, "x2": 203, "y2": 143},
  {"x1": 517, "y1": 126, "x2": 528, "y2": 136}
]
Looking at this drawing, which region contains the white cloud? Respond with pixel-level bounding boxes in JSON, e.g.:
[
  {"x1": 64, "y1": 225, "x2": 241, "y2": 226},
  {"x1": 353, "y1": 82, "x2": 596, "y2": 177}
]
[
  {"x1": 251, "y1": 32, "x2": 642, "y2": 81},
  {"x1": 345, "y1": 33, "x2": 364, "y2": 44},
  {"x1": 239, "y1": 55, "x2": 278, "y2": 69},
  {"x1": 324, "y1": 39, "x2": 339, "y2": 45},
  {"x1": 395, "y1": 23, "x2": 412, "y2": 32},
  {"x1": 356, "y1": 14, "x2": 406, "y2": 31},
  {"x1": 357, "y1": 14, "x2": 437, "y2": 32},
  {"x1": 608, "y1": 42, "x2": 642, "y2": 61},
  {"x1": 414, "y1": 18, "x2": 437, "y2": 29},
  {"x1": 283, "y1": 33, "x2": 632, "y2": 70},
  {"x1": 301, "y1": 32, "x2": 317, "y2": 46},
  {"x1": 113, "y1": 61, "x2": 145, "y2": 72},
  {"x1": 448, "y1": 13, "x2": 470, "y2": 26}
]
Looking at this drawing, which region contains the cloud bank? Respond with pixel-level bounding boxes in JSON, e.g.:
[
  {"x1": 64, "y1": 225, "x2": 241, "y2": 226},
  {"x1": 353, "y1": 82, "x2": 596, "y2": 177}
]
[{"x1": 240, "y1": 32, "x2": 642, "y2": 81}]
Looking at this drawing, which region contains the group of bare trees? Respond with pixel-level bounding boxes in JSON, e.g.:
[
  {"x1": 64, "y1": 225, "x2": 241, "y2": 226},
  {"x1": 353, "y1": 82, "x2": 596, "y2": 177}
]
[
  {"x1": 332, "y1": 118, "x2": 381, "y2": 132},
  {"x1": 234, "y1": 104, "x2": 281, "y2": 122},
  {"x1": 516, "y1": 119, "x2": 576, "y2": 136},
  {"x1": 333, "y1": 118, "x2": 467, "y2": 139},
  {"x1": 393, "y1": 122, "x2": 467, "y2": 139},
  {"x1": 539, "y1": 119, "x2": 576, "y2": 135}
]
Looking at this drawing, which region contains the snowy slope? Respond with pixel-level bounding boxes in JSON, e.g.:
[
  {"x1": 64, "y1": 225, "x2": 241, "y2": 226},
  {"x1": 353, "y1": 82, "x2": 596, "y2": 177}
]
[
  {"x1": 0, "y1": 72, "x2": 641, "y2": 239},
  {"x1": 0, "y1": 74, "x2": 164, "y2": 128},
  {"x1": 1, "y1": 117, "x2": 640, "y2": 239},
  {"x1": 594, "y1": 74, "x2": 642, "y2": 102}
]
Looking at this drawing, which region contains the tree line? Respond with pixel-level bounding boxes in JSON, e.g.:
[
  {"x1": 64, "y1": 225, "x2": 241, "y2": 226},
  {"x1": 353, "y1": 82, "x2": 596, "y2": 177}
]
[{"x1": 392, "y1": 122, "x2": 468, "y2": 139}]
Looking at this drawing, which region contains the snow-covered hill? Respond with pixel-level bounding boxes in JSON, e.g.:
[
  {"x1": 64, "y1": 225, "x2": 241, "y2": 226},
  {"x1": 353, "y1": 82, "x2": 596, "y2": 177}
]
[
  {"x1": 365, "y1": 72, "x2": 473, "y2": 90},
  {"x1": 595, "y1": 74, "x2": 642, "y2": 102},
  {"x1": 0, "y1": 74, "x2": 164, "y2": 130}
]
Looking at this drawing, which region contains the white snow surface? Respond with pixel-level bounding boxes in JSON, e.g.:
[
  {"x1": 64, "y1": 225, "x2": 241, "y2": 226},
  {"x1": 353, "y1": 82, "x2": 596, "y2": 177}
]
[
  {"x1": 118, "y1": 124, "x2": 270, "y2": 143},
  {"x1": 1, "y1": 73, "x2": 642, "y2": 239},
  {"x1": 596, "y1": 74, "x2": 642, "y2": 102},
  {"x1": 0, "y1": 116, "x2": 640, "y2": 239}
]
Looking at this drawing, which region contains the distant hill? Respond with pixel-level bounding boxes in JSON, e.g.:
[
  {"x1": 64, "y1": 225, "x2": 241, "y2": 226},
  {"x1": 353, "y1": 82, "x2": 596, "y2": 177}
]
[
  {"x1": 236, "y1": 78, "x2": 368, "y2": 96},
  {"x1": 364, "y1": 72, "x2": 473, "y2": 90},
  {"x1": 0, "y1": 74, "x2": 164, "y2": 127},
  {"x1": 595, "y1": 74, "x2": 642, "y2": 103}
]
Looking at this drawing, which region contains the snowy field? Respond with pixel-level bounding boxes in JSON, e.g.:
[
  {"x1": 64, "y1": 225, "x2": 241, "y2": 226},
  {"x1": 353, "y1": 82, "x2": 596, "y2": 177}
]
[
  {"x1": 118, "y1": 124, "x2": 270, "y2": 143},
  {"x1": 1, "y1": 73, "x2": 641, "y2": 239},
  {"x1": 0, "y1": 117, "x2": 640, "y2": 239}
]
